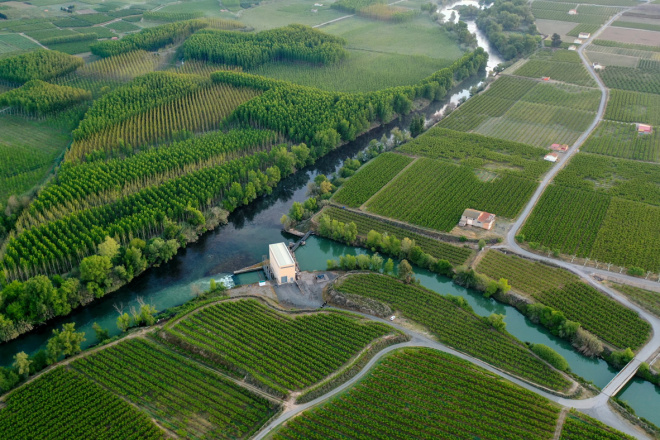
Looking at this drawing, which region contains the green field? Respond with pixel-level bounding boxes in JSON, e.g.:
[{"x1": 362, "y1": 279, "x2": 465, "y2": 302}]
[
  {"x1": 605, "y1": 90, "x2": 660, "y2": 126},
  {"x1": 560, "y1": 410, "x2": 635, "y2": 439},
  {"x1": 477, "y1": 250, "x2": 651, "y2": 349},
  {"x1": 105, "y1": 19, "x2": 141, "y2": 33},
  {"x1": 160, "y1": 299, "x2": 398, "y2": 393},
  {"x1": 567, "y1": 23, "x2": 601, "y2": 37},
  {"x1": 0, "y1": 115, "x2": 71, "y2": 207},
  {"x1": 336, "y1": 274, "x2": 572, "y2": 390},
  {"x1": 513, "y1": 52, "x2": 596, "y2": 87},
  {"x1": 611, "y1": 283, "x2": 660, "y2": 318},
  {"x1": 397, "y1": 127, "x2": 552, "y2": 179},
  {"x1": 332, "y1": 153, "x2": 413, "y2": 207},
  {"x1": 0, "y1": 367, "x2": 163, "y2": 439},
  {"x1": 599, "y1": 64, "x2": 660, "y2": 95},
  {"x1": 72, "y1": 338, "x2": 278, "y2": 439},
  {"x1": 0, "y1": 33, "x2": 42, "y2": 56},
  {"x1": 612, "y1": 20, "x2": 660, "y2": 33},
  {"x1": 366, "y1": 158, "x2": 538, "y2": 230},
  {"x1": 273, "y1": 348, "x2": 561, "y2": 440},
  {"x1": 582, "y1": 120, "x2": 659, "y2": 162},
  {"x1": 319, "y1": 206, "x2": 473, "y2": 265},
  {"x1": 439, "y1": 75, "x2": 599, "y2": 147}
]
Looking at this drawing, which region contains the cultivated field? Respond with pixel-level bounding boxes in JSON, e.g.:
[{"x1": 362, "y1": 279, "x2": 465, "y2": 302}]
[{"x1": 583, "y1": 121, "x2": 659, "y2": 162}]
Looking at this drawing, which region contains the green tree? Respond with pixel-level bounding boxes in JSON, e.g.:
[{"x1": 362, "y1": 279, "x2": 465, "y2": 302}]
[
  {"x1": 409, "y1": 115, "x2": 425, "y2": 137},
  {"x1": 485, "y1": 313, "x2": 506, "y2": 332},
  {"x1": 384, "y1": 258, "x2": 394, "y2": 275},
  {"x1": 478, "y1": 239, "x2": 486, "y2": 250},
  {"x1": 117, "y1": 313, "x2": 132, "y2": 332},
  {"x1": 80, "y1": 255, "x2": 112, "y2": 285},
  {"x1": 134, "y1": 303, "x2": 157, "y2": 326},
  {"x1": 289, "y1": 202, "x2": 305, "y2": 221},
  {"x1": 46, "y1": 323, "x2": 85, "y2": 364},
  {"x1": 551, "y1": 33, "x2": 562, "y2": 48},
  {"x1": 97, "y1": 236, "x2": 120, "y2": 260},
  {"x1": 398, "y1": 259, "x2": 414, "y2": 284},
  {"x1": 13, "y1": 351, "x2": 31, "y2": 377},
  {"x1": 92, "y1": 322, "x2": 110, "y2": 342}
]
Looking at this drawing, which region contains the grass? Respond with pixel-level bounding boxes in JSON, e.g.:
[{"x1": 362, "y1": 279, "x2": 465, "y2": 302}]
[
  {"x1": 105, "y1": 19, "x2": 141, "y2": 33},
  {"x1": 611, "y1": 283, "x2": 660, "y2": 318},
  {"x1": 273, "y1": 348, "x2": 561, "y2": 440},
  {"x1": 159, "y1": 299, "x2": 398, "y2": 393},
  {"x1": 0, "y1": 33, "x2": 42, "y2": 55},
  {"x1": 477, "y1": 250, "x2": 651, "y2": 349},
  {"x1": 72, "y1": 338, "x2": 278, "y2": 439},
  {"x1": 251, "y1": 50, "x2": 452, "y2": 92},
  {"x1": 0, "y1": 115, "x2": 71, "y2": 207},
  {"x1": 332, "y1": 152, "x2": 413, "y2": 207},
  {"x1": 319, "y1": 206, "x2": 473, "y2": 265},
  {"x1": 46, "y1": 40, "x2": 95, "y2": 55},
  {"x1": 336, "y1": 274, "x2": 572, "y2": 390}
]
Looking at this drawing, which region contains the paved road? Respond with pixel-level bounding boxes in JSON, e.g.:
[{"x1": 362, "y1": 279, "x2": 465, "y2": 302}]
[{"x1": 254, "y1": 312, "x2": 649, "y2": 439}]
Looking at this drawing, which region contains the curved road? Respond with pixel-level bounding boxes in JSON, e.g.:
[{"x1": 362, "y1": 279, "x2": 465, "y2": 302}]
[{"x1": 254, "y1": 313, "x2": 649, "y2": 440}]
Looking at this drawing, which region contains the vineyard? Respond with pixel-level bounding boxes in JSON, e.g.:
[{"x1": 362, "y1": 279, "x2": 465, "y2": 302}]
[
  {"x1": 366, "y1": 158, "x2": 538, "y2": 231},
  {"x1": 582, "y1": 121, "x2": 659, "y2": 162},
  {"x1": 161, "y1": 299, "x2": 397, "y2": 393},
  {"x1": 331, "y1": 153, "x2": 413, "y2": 207},
  {"x1": 567, "y1": 23, "x2": 601, "y2": 37},
  {"x1": 552, "y1": 154, "x2": 660, "y2": 205},
  {"x1": 513, "y1": 59, "x2": 596, "y2": 87},
  {"x1": 476, "y1": 250, "x2": 651, "y2": 349},
  {"x1": 0, "y1": 367, "x2": 163, "y2": 439},
  {"x1": 319, "y1": 206, "x2": 473, "y2": 265},
  {"x1": 599, "y1": 64, "x2": 660, "y2": 95},
  {"x1": 77, "y1": 50, "x2": 163, "y2": 81},
  {"x1": 72, "y1": 338, "x2": 278, "y2": 439},
  {"x1": 398, "y1": 127, "x2": 551, "y2": 179},
  {"x1": 612, "y1": 283, "x2": 660, "y2": 318},
  {"x1": 560, "y1": 410, "x2": 635, "y2": 440},
  {"x1": 604, "y1": 89, "x2": 660, "y2": 126},
  {"x1": 521, "y1": 185, "x2": 611, "y2": 257},
  {"x1": 273, "y1": 348, "x2": 561, "y2": 440},
  {"x1": 337, "y1": 274, "x2": 572, "y2": 390}
]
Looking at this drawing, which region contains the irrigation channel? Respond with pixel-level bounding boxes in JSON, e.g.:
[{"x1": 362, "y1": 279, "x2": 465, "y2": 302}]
[{"x1": 1, "y1": 6, "x2": 659, "y2": 430}]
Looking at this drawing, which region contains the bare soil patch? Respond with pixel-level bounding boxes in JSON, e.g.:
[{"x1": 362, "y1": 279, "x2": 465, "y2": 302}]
[
  {"x1": 535, "y1": 19, "x2": 578, "y2": 39},
  {"x1": 600, "y1": 27, "x2": 660, "y2": 47}
]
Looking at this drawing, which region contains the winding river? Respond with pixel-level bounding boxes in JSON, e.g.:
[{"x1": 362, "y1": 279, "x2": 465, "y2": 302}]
[{"x1": 2, "y1": 5, "x2": 659, "y2": 429}]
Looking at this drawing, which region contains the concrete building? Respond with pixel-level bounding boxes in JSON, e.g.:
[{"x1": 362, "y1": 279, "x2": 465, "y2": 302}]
[
  {"x1": 579, "y1": 32, "x2": 591, "y2": 39},
  {"x1": 568, "y1": 9, "x2": 577, "y2": 14},
  {"x1": 544, "y1": 152, "x2": 559, "y2": 162},
  {"x1": 269, "y1": 242, "x2": 296, "y2": 284},
  {"x1": 459, "y1": 209, "x2": 496, "y2": 230},
  {"x1": 637, "y1": 123, "x2": 653, "y2": 134},
  {"x1": 550, "y1": 143, "x2": 569, "y2": 152}
]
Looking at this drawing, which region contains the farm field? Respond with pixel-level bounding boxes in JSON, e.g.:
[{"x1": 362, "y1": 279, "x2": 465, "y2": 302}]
[
  {"x1": 513, "y1": 51, "x2": 596, "y2": 87},
  {"x1": 159, "y1": 299, "x2": 399, "y2": 393},
  {"x1": 366, "y1": 158, "x2": 538, "y2": 231},
  {"x1": 438, "y1": 74, "x2": 599, "y2": 147},
  {"x1": 72, "y1": 338, "x2": 278, "y2": 439},
  {"x1": 599, "y1": 27, "x2": 660, "y2": 47},
  {"x1": 531, "y1": 2, "x2": 617, "y2": 25},
  {"x1": 612, "y1": 20, "x2": 660, "y2": 32},
  {"x1": 610, "y1": 283, "x2": 660, "y2": 318},
  {"x1": 560, "y1": 410, "x2": 635, "y2": 440},
  {"x1": 318, "y1": 206, "x2": 473, "y2": 265},
  {"x1": 0, "y1": 367, "x2": 164, "y2": 439},
  {"x1": 476, "y1": 250, "x2": 651, "y2": 349},
  {"x1": 582, "y1": 121, "x2": 659, "y2": 162},
  {"x1": 0, "y1": 115, "x2": 71, "y2": 206},
  {"x1": 272, "y1": 348, "x2": 561, "y2": 440},
  {"x1": 567, "y1": 23, "x2": 601, "y2": 37},
  {"x1": 598, "y1": 63, "x2": 660, "y2": 95},
  {"x1": 332, "y1": 153, "x2": 413, "y2": 207},
  {"x1": 397, "y1": 127, "x2": 552, "y2": 179},
  {"x1": 604, "y1": 90, "x2": 660, "y2": 126},
  {"x1": 336, "y1": 274, "x2": 572, "y2": 390}
]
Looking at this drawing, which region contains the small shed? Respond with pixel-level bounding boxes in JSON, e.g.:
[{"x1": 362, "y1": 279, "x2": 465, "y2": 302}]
[
  {"x1": 269, "y1": 243, "x2": 296, "y2": 284},
  {"x1": 544, "y1": 152, "x2": 559, "y2": 162},
  {"x1": 568, "y1": 45, "x2": 577, "y2": 51},
  {"x1": 579, "y1": 32, "x2": 591, "y2": 39},
  {"x1": 459, "y1": 209, "x2": 496, "y2": 230},
  {"x1": 593, "y1": 62, "x2": 604, "y2": 70},
  {"x1": 550, "y1": 143, "x2": 569, "y2": 152},
  {"x1": 637, "y1": 124, "x2": 653, "y2": 134},
  {"x1": 568, "y1": 9, "x2": 577, "y2": 14},
  {"x1": 542, "y1": 77, "x2": 551, "y2": 81}
]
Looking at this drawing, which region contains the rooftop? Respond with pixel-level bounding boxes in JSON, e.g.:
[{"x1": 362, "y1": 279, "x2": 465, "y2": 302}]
[
  {"x1": 477, "y1": 211, "x2": 495, "y2": 223},
  {"x1": 270, "y1": 242, "x2": 295, "y2": 267},
  {"x1": 462, "y1": 208, "x2": 482, "y2": 220}
]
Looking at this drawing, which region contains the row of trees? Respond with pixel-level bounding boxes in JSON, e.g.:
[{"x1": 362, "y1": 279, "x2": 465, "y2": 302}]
[
  {"x1": 183, "y1": 24, "x2": 348, "y2": 69},
  {"x1": 0, "y1": 80, "x2": 91, "y2": 115}
]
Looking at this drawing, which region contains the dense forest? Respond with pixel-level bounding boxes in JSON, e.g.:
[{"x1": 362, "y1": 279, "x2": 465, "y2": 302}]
[
  {"x1": 473, "y1": 0, "x2": 540, "y2": 59},
  {"x1": 0, "y1": 50, "x2": 83, "y2": 84},
  {"x1": 0, "y1": 80, "x2": 91, "y2": 115}
]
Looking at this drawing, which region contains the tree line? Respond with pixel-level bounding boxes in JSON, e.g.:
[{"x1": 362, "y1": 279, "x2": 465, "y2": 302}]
[
  {"x1": 0, "y1": 50, "x2": 83, "y2": 84},
  {"x1": 0, "y1": 80, "x2": 91, "y2": 115}
]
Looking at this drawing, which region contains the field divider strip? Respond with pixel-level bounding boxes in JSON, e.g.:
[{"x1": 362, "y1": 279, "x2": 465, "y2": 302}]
[{"x1": 358, "y1": 155, "x2": 418, "y2": 210}]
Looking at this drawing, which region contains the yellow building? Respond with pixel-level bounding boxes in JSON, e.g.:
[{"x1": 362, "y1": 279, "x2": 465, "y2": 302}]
[{"x1": 269, "y1": 242, "x2": 296, "y2": 284}]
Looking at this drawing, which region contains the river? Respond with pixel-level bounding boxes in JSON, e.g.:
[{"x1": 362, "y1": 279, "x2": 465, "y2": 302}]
[{"x1": 2, "y1": 5, "x2": 659, "y2": 429}]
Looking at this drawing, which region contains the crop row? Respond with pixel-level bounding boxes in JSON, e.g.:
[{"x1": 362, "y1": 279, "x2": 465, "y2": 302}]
[
  {"x1": 604, "y1": 89, "x2": 660, "y2": 126},
  {"x1": 71, "y1": 338, "x2": 277, "y2": 439},
  {"x1": 367, "y1": 158, "x2": 538, "y2": 231},
  {"x1": 332, "y1": 152, "x2": 413, "y2": 207},
  {"x1": 514, "y1": 60, "x2": 596, "y2": 87},
  {"x1": 320, "y1": 206, "x2": 472, "y2": 265},
  {"x1": 77, "y1": 50, "x2": 162, "y2": 81},
  {"x1": 164, "y1": 299, "x2": 395, "y2": 391},
  {"x1": 337, "y1": 274, "x2": 572, "y2": 390},
  {"x1": 397, "y1": 126, "x2": 551, "y2": 179},
  {"x1": 582, "y1": 121, "x2": 659, "y2": 162},
  {"x1": 274, "y1": 348, "x2": 560, "y2": 440},
  {"x1": 560, "y1": 411, "x2": 635, "y2": 439},
  {"x1": 0, "y1": 367, "x2": 163, "y2": 439},
  {"x1": 477, "y1": 250, "x2": 651, "y2": 349},
  {"x1": 599, "y1": 64, "x2": 660, "y2": 95}
]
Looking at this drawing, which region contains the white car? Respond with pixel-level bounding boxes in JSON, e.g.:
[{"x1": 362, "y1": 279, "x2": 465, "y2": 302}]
[{"x1": 389, "y1": 316, "x2": 396, "y2": 321}]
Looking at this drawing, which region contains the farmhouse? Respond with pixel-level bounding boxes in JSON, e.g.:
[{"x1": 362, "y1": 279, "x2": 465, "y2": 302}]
[
  {"x1": 459, "y1": 209, "x2": 496, "y2": 230},
  {"x1": 637, "y1": 123, "x2": 653, "y2": 134},
  {"x1": 574, "y1": 39, "x2": 583, "y2": 44},
  {"x1": 550, "y1": 143, "x2": 569, "y2": 152},
  {"x1": 579, "y1": 32, "x2": 591, "y2": 39},
  {"x1": 544, "y1": 152, "x2": 559, "y2": 162},
  {"x1": 593, "y1": 62, "x2": 604, "y2": 70},
  {"x1": 568, "y1": 8, "x2": 578, "y2": 14},
  {"x1": 269, "y1": 242, "x2": 296, "y2": 284}
]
